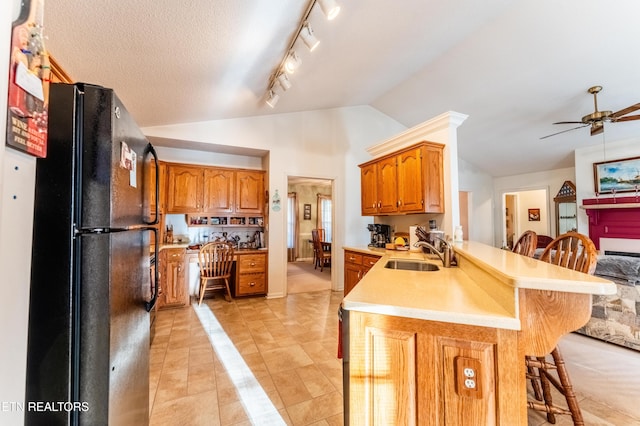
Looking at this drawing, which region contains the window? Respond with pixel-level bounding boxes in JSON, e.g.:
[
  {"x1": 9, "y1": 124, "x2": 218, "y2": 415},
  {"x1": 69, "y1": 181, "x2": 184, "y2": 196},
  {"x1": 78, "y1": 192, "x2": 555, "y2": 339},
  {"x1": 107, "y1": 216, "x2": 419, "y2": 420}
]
[
  {"x1": 317, "y1": 194, "x2": 332, "y2": 242},
  {"x1": 287, "y1": 192, "x2": 297, "y2": 249}
]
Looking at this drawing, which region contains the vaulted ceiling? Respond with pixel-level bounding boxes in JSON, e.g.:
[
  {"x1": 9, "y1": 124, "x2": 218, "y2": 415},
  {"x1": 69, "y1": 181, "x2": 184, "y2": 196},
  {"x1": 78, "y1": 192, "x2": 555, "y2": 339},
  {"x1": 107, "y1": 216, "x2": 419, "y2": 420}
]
[{"x1": 43, "y1": 0, "x2": 640, "y2": 177}]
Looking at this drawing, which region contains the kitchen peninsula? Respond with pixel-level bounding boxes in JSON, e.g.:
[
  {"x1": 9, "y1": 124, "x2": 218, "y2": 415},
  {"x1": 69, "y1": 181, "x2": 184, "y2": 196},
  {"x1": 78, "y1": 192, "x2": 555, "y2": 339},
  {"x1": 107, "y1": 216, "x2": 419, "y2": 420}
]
[{"x1": 341, "y1": 242, "x2": 616, "y2": 425}]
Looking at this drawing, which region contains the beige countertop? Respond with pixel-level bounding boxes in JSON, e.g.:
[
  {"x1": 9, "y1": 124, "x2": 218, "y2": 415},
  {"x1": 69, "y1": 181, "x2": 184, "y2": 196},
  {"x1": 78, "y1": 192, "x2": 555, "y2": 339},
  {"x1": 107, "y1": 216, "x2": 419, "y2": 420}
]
[{"x1": 342, "y1": 241, "x2": 616, "y2": 330}]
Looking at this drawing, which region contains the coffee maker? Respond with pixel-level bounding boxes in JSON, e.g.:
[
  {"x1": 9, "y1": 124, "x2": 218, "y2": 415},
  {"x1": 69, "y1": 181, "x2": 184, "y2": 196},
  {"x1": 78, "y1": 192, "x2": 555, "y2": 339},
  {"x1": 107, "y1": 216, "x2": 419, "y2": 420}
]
[{"x1": 367, "y1": 224, "x2": 392, "y2": 248}]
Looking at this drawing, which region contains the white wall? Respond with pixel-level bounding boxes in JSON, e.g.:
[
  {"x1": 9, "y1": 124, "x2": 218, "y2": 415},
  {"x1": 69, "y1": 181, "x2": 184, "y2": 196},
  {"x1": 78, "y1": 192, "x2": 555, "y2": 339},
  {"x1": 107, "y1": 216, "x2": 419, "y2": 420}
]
[
  {"x1": 1, "y1": 1, "x2": 36, "y2": 422},
  {"x1": 458, "y1": 158, "x2": 494, "y2": 245},
  {"x1": 513, "y1": 189, "x2": 548, "y2": 237},
  {"x1": 493, "y1": 167, "x2": 575, "y2": 247},
  {"x1": 143, "y1": 106, "x2": 406, "y2": 296},
  {"x1": 575, "y1": 137, "x2": 640, "y2": 234}
]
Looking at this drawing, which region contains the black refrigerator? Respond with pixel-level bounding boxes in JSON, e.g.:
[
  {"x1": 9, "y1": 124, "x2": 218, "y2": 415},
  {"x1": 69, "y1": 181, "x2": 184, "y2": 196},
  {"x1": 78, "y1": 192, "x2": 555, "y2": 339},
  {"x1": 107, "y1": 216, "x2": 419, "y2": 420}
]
[{"x1": 26, "y1": 83, "x2": 159, "y2": 425}]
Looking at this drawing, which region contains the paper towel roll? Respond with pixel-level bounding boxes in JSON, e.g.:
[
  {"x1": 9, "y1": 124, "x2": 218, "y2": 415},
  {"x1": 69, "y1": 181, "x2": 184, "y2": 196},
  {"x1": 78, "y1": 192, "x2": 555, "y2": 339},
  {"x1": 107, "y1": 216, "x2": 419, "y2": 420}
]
[{"x1": 409, "y1": 226, "x2": 420, "y2": 251}]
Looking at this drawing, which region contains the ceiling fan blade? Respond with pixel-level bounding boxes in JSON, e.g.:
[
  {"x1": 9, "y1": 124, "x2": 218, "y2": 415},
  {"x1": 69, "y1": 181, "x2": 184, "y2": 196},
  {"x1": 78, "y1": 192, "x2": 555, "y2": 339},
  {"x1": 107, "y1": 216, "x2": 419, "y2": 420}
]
[
  {"x1": 612, "y1": 114, "x2": 640, "y2": 122},
  {"x1": 552, "y1": 121, "x2": 585, "y2": 125},
  {"x1": 611, "y1": 103, "x2": 640, "y2": 119},
  {"x1": 540, "y1": 124, "x2": 590, "y2": 140}
]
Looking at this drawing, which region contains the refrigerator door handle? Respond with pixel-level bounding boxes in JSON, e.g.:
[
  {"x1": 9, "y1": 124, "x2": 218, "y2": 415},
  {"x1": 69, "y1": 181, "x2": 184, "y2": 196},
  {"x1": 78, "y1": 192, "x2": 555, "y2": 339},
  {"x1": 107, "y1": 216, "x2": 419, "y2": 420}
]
[
  {"x1": 143, "y1": 143, "x2": 159, "y2": 226},
  {"x1": 145, "y1": 227, "x2": 159, "y2": 313}
]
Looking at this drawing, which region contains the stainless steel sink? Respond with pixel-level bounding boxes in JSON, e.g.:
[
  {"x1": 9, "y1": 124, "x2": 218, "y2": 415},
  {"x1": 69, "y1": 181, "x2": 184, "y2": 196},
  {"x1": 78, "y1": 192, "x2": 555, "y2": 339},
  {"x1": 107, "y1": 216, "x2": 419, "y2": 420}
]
[{"x1": 384, "y1": 260, "x2": 440, "y2": 271}]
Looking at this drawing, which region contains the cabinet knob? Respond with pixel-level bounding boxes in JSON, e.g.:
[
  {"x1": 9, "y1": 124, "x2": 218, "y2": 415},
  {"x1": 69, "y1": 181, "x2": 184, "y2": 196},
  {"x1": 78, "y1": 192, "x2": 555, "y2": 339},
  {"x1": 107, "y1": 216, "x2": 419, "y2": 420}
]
[
  {"x1": 249, "y1": 282, "x2": 255, "y2": 286},
  {"x1": 349, "y1": 256, "x2": 355, "y2": 261},
  {"x1": 250, "y1": 262, "x2": 256, "y2": 266}
]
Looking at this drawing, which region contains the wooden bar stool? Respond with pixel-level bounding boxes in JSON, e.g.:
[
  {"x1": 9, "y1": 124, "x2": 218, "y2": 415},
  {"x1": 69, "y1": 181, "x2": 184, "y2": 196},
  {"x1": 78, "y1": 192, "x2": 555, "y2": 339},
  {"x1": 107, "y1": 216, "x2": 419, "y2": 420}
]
[{"x1": 526, "y1": 232, "x2": 598, "y2": 425}]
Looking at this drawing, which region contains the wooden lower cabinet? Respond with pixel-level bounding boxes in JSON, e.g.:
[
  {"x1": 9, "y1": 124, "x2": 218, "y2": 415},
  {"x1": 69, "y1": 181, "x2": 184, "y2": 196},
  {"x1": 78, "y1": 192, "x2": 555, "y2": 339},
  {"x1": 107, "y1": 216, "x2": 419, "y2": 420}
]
[
  {"x1": 158, "y1": 248, "x2": 189, "y2": 309},
  {"x1": 344, "y1": 250, "x2": 381, "y2": 296},
  {"x1": 234, "y1": 252, "x2": 268, "y2": 297},
  {"x1": 346, "y1": 311, "x2": 524, "y2": 425}
]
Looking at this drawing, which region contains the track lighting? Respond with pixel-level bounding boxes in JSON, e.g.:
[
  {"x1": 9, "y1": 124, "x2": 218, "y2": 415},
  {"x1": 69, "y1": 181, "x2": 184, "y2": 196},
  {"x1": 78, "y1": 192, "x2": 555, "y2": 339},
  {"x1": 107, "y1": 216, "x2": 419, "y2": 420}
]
[
  {"x1": 318, "y1": 0, "x2": 340, "y2": 20},
  {"x1": 266, "y1": 90, "x2": 280, "y2": 108},
  {"x1": 264, "y1": 0, "x2": 341, "y2": 108},
  {"x1": 277, "y1": 73, "x2": 292, "y2": 91},
  {"x1": 300, "y1": 23, "x2": 320, "y2": 52},
  {"x1": 284, "y1": 51, "x2": 302, "y2": 74}
]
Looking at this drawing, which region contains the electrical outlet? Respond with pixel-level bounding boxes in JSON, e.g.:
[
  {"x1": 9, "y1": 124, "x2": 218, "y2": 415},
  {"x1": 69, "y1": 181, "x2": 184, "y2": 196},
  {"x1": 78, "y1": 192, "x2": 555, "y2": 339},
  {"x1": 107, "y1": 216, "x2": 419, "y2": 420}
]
[{"x1": 455, "y1": 356, "x2": 482, "y2": 398}]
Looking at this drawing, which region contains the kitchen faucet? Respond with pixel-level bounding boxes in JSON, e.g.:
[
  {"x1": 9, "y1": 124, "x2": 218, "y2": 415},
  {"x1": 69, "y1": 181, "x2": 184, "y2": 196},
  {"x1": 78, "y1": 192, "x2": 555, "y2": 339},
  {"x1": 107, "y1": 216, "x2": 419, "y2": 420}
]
[{"x1": 413, "y1": 238, "x2": 454, "y2": 268}]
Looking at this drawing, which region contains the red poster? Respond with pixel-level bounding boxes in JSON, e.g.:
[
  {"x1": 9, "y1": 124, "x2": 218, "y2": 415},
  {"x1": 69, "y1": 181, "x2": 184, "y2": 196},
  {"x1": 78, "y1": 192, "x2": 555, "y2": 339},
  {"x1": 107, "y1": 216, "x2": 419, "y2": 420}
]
[{"x1": 6, "y1": 0, "x2": 49, "y2": 158}]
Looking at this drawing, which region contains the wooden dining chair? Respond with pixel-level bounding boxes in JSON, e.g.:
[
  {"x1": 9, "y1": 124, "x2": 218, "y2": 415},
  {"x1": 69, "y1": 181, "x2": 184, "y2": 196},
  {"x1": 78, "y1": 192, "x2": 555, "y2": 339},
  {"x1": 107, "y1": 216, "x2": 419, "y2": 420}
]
[
  {"x1": 198, "y1": 242, "x2": 234, "y2": 304},
  {"x1": 311, "y1": 229, "x2": 331, "y2": 271},
  {"x1": 512, "y1": 230, "x2": 538, "y2": 257},
  {"x1": 525, "y1": 231, "x2": 598, "y2": 425}
]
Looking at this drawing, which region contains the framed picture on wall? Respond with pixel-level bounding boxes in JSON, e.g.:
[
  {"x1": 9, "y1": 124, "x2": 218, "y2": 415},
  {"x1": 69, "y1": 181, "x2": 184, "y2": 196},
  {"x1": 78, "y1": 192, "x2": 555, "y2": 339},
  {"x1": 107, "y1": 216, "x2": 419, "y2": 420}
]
[
  {"x1": 303, "y1": 204, "x2": 311, "y2": 220},
  {"x1": 593, "y1": 156, "x2": 640, "y2": 194},
  {"x1": 528, "y1": 208, "x2": 540, "y2": 221}
]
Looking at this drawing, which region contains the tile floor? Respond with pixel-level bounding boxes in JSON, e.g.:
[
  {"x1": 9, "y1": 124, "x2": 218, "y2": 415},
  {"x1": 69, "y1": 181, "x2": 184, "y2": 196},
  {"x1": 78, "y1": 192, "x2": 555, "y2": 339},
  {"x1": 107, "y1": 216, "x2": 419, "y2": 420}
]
[{"x1": 149, "y1": 289, "x2": 640, "y2": 425}]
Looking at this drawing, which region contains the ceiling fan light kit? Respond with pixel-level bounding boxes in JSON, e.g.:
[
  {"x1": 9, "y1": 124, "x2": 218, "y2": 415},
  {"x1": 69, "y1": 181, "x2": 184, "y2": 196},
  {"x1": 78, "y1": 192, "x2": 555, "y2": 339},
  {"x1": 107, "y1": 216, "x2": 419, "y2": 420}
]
[
  {"x1": 264, "y1": 0, "x2": 341, "y2": 108},
  {"x1": 541, "y1": 85, "x2": 640, "y2": 139}
]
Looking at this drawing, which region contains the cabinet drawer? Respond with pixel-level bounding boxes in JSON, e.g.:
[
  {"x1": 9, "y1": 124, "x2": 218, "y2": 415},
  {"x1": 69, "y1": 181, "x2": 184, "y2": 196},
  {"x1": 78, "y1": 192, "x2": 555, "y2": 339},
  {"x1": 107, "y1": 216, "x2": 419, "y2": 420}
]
[
  {"x1": 237, "y1": 273, "x2": 266, "y2": 295},
  {"x1": 345, "y1": 252, "x2": 363, "y2": 265},
  {"x1": 237, "y1": 254, "x2": 266, "y2": 273},
  {"x1": 164, "y1": 249, "x2": 185, "y2": 261},
  {"x1": 362, "y1": 255, "x2": 381, "y2": 268}
]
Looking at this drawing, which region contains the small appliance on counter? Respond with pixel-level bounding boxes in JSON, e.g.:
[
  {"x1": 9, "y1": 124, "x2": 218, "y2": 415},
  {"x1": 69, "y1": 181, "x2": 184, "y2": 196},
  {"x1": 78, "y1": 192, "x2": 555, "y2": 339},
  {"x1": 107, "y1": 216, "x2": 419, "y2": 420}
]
[{"x1": 367, "y1": 224, "x2": 392, "y2": 248}]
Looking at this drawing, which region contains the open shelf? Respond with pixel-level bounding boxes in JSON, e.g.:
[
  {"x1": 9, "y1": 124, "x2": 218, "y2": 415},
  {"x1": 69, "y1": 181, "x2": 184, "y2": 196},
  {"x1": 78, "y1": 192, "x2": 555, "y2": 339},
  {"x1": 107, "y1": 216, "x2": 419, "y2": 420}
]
[{"x1": 186, "y1": 215, "x2": 264, "y2": 227}]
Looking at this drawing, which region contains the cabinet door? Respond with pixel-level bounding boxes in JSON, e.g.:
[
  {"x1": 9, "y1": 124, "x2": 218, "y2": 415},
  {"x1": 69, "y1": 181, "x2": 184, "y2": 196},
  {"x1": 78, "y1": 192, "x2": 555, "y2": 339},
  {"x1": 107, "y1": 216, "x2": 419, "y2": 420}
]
[
  {"x1": 344, "y1": 262, "x2": 362, "y2": 296},
  {"x1": 423, "y1": 145, "x2": 444, "y2": 213},
  {"x1": 166, "y1": 165, "x2": 203, "y2": 213},
  {"x1": 397, "y1": 147, "x2": 424, "y2": 213},
  {"x1": 360, "y1": 163, "x2": 378, "y2": 215},
  {"x1": 235, "y1": 171, "x2": 264, "y2": 214},
  {"x1": 159, "y1": 249, "x2": 187, "y2": 308},
  {"x1": 344, "y1": 251, "x2": 364, "y2": 296},
  {"x1": 377, "y1": 157, "x2": 399, "y2": 214},
  {"x1": 203, "y1": 168, "x2": 234, "y2": 213}
]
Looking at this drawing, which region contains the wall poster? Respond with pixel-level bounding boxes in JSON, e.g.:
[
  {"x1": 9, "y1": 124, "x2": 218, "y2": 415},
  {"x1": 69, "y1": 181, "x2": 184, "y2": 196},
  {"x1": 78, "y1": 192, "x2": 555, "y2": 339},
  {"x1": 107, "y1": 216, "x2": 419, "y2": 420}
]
[{"x1": 6, "y1": 0, "x2": 50, "y2": 158}]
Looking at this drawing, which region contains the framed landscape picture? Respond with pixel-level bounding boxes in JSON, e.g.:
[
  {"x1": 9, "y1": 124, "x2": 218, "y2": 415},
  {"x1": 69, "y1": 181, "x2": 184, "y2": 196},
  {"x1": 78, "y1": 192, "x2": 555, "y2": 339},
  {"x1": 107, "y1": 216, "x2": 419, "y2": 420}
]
[{"x1": 594, "y1": 156, "x2": 640, "y2": 194}]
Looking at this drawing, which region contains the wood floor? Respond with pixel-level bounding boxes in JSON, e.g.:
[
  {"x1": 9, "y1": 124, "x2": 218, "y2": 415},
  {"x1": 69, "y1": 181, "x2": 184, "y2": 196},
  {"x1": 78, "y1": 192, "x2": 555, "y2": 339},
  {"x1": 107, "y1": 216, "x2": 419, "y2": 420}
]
[{"x1": 149, "y1": 272, "x2": 640, "y2": 425}]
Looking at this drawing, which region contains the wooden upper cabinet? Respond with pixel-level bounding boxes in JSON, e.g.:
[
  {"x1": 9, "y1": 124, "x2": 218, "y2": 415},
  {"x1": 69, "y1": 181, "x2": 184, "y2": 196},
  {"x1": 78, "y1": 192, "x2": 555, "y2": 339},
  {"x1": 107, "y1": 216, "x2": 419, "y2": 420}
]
[
  {"x1": 359, "y1": 142, "x2": 444, "y2": 216},
  {"x1": 397, "y1": 147, "x2": 423, "y2": 213},
  {"x1": 49, "y1": 55, "x2": 73, "y2": 83},
  {"x1": 423, "y1": 144, "x2": 444, "y2": 213},
  {"x1": 166, "y1": 165, "x2": 203, "y2": 213},
  {"x1": 203, "y1": 168, "x2": 234, "y2": 213},
  {"x1": 377, "y1": 157, "x2": 399, "y2": 214},
  {"x1": 360, "y1": 163, "x2": 378, "y2": 215},
  {"x1": 235, "y1": 171, "x2": 265, "y2": 214},
  {"x1": 165, "y1": 163, "x2": 265, "y2": 215}
]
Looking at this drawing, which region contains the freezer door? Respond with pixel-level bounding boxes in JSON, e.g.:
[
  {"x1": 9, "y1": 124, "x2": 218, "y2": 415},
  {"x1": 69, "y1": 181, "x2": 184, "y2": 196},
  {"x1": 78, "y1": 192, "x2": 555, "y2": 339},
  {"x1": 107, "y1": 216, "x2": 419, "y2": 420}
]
[
  {"x1": 75, "y1": 84, "x2": 153, "y2": 229},
  {"x1": 77, "y1": 230, "x2": 149, "y2": 425}
]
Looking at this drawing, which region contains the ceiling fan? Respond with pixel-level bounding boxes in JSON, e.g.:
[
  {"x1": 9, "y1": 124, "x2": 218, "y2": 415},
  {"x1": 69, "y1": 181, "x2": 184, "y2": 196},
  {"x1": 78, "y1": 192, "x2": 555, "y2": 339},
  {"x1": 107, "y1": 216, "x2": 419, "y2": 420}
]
[{"x1": 540, "y1": 86, "x2": 640, "y2": 139}]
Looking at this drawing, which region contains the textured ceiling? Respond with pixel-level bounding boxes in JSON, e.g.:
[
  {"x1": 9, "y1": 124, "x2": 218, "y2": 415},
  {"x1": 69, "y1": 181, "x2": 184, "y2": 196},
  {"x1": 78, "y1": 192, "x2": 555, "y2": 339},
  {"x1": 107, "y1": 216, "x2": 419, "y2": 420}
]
[{"x1": 43, "y1": 0, "x2": 640, "y2": 177}]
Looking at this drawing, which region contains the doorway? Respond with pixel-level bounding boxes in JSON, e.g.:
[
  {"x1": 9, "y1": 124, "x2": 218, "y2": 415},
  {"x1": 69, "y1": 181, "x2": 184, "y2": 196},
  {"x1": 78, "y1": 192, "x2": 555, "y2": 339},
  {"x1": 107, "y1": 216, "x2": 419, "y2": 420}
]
[
  {"x1": 502, "y1": 188, "x2": 549, "y2": 249},
  {"x1": 286, "y1": 176, "x2": 333, "y2": 294}
]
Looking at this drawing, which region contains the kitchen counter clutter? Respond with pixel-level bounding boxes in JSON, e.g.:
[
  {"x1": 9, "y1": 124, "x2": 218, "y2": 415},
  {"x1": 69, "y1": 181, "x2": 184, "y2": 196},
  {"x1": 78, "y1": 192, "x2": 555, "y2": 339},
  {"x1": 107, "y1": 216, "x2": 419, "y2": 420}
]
[{"x1": 341, "y1": 241, "x2": 616, "y2": 425}]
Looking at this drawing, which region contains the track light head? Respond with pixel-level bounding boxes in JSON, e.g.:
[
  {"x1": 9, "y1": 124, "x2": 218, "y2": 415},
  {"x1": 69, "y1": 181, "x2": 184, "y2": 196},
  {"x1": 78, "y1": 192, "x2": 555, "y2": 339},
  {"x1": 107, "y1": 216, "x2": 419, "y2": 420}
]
[
  {"x1": 284, "y1": 51, "x2": 302, "y2": 74},
  {"x1": 266, "y1": 90, "x2": 280, "y2": 108},
  {"x1": 277, "y1": 73, "x2": 292, "y2": 91},
  {"x1": 318, "y1": 0, "x2": 340, "y2": 20},
  {"x1": 300, "y1": 23, "x2": 320, "y2": 52}
]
